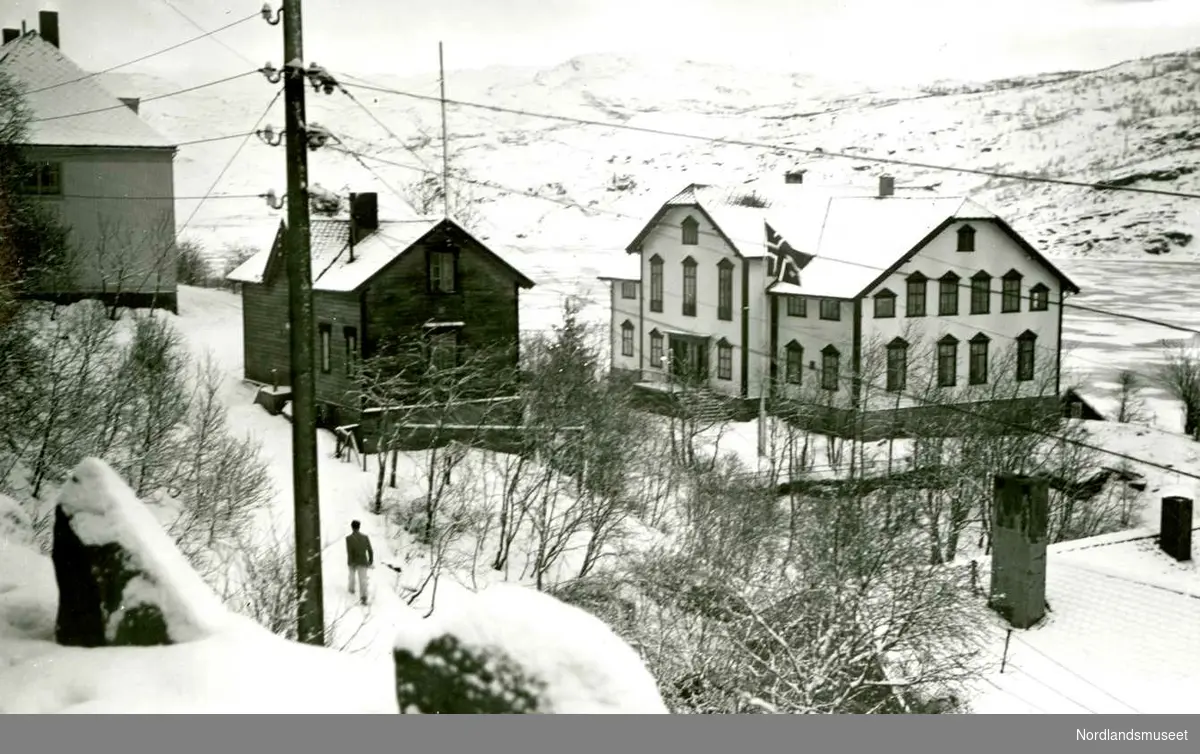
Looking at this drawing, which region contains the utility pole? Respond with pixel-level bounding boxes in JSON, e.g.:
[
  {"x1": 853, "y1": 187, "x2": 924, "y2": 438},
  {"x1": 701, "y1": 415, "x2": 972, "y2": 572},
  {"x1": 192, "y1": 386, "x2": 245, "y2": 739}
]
[
  {"x1": 439, "y1": 41, "x2": 449, "y2": 219},
  {"x1": 282, "y1": 0, "x2": 325, "y2": 646}
]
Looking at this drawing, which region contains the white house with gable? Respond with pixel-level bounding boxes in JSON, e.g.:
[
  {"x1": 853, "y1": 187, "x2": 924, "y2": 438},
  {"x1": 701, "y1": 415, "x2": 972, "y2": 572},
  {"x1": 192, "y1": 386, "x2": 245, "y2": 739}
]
[
  {"x1": 599, "y1": 174, "x2": 1081, "y2": 435},
  {"x1": 0, "y1": 11, "x2": 179, "y2": 312}
]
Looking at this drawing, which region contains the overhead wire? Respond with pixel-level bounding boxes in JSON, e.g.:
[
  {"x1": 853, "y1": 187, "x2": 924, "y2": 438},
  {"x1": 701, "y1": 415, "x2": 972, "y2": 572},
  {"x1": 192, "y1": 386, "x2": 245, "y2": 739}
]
[
  {"x1": 28, "y1": 70, "x2": 259, "y2": 123},
  {"x1": 21, "y1": 11, "x2": 260, "y2": 95},
  {"x1": 329, "y1": 141, "x2": 1200, "y2": 343},
  {"x1": 154, "y1": 0, "x2": 262, "y2": 69},
  {"x1": 336, "y1": 78, "x2": 1200, "y2": 202},
  {"x1": 123, "y1": 86, "x2": 283, "y2": 296}
]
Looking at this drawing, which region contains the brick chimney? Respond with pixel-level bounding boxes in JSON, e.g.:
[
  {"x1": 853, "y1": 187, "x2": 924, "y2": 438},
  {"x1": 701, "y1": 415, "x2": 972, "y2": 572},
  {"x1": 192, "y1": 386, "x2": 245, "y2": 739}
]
[
  {"x1": 350, "y1": 192, "x2": 378, "y2": 244},
  {"x1": 878, "y1": 174, "x2": 895, "y2": 197},
  {"x1": 784, "y1": 169, "x2": 806, "y2": 185},
  {"x1": 989, "y1": 474, "x2": 1049, "y2": 629},
  {"x1": 118, "y1": 97, "x2": 140, "y2": 114},
  {"x1": 1, "y1": 28, "x2": 18, "y2": 45},
  {"x1": 1160, "y1": 495, "x2": 1193, "y2": 562},
  {"x1": 38, "y1": 10, "x2": 58, "y2": 48}
]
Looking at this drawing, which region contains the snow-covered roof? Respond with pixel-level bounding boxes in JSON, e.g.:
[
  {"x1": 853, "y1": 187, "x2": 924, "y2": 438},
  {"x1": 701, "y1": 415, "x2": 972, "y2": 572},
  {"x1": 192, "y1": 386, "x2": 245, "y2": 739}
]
[
  {"x1": 226, "y1": 217, "x2": 536, "y2": 292},
  {"x1": 596, "y1": 252, "x2": 641, "y2": 281},
  {"x1": 665, "y1": 184, "x2": 773, "y2": 257},
  {"x1": 778, "y1": 196, "x2": 996, "y2": 299},
  {"x1": 632, "y1": 182, "x2": 1079, "y2": 299},
  {"x1": 967, "y1": 530, "x2": 1200, "y2": 713},
  {"x1": 0, "y1": 32, "x2": 174, "y2": 149}
]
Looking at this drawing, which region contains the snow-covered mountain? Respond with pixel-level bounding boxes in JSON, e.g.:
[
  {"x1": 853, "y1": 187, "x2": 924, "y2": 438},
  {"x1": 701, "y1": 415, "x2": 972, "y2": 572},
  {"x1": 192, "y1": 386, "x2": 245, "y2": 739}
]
[{"x1": 97, "y1": 50, "x2": 1200, "y2": 277}]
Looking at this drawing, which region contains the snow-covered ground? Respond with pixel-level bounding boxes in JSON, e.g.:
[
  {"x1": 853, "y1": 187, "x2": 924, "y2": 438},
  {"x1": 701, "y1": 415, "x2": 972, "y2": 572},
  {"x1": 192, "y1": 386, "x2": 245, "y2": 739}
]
[
  {"x1": 966, "y1": 530, "x2": 1200, "y2": 714},
  {"x1": 3, "y1": 281, "x2": 1199, "y2": 712},
  {"x1": 95, "y1": 47, "x2": 1200, "y2": 284}
]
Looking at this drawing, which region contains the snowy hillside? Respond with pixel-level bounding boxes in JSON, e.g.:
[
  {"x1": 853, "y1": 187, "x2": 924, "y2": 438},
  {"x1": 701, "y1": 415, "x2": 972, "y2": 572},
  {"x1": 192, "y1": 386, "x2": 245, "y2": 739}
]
[{"x1": 96, "y1": 49, "x2": 1200, "y2": 280}]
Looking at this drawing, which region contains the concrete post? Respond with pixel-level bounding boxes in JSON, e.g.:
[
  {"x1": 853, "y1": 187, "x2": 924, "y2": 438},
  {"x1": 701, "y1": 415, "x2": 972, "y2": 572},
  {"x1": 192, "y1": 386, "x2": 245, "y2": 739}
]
[
  {"x1": 989, "y1": 473, "x2": 1050, "y2": 629},
  {"x1": 1160, "y1": 496, "x2": 1193, "y2": 562}
]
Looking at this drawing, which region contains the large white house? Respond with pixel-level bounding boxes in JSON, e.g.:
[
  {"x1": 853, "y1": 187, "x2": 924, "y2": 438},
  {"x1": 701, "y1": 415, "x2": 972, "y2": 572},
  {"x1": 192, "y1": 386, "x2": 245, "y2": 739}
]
[
  {"x1": 598, "y1": 175, "x2": 1081, "y2": 434},
  {"x1": 1, "y1": 11, "x2": 179, "y2": 311}
]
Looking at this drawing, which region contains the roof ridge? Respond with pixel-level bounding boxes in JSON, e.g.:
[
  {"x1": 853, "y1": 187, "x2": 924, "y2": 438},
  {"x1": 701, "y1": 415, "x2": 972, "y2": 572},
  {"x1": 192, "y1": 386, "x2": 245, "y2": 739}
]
[{"x1": 0, "y1": 33, "x2": 174, "y2": 148}]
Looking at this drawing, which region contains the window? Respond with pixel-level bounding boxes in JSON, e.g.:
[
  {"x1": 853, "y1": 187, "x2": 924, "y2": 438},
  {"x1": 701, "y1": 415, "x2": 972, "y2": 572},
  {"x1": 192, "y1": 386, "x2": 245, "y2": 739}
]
[
  {"x1": 717, "y1": 259, "x2": 734, "y2": 321},
  {"x1": 620, "y1": 281, "x2": 637, "y2": 299},
  {"x1": 681, "y1": 215, "x2": 699, "y2": 245},
  {"x1": 429, "y1": 331, "x2": 458, "y2": 371},
  {"x1": 939, "y1": 272, "x2": 960, "y2": 316},
  {"x1": 874, "y1": 289, "x2": 896, "y2": 319},
  {"x1": 937, "y1": 335, "x2": 958, "y2": 387},
  {"x1": 620, "y1": 320, "x2": 635, "y2": 357},
  {"x1": 785, "y1": 341, "x2": 804, "y2": 385},
  {"x1": 20, "y1": 162, "x2": 62, "y2": 196},
  {"x1": 650, "y1": 329, "x2": 664, "y2": 367},
  {"x1": 649, "y1": 255, "x2": 664, "y2": 313},
  {"x1": 820, "y1": 345, "x2": 839, "y2": 391},
  {"x1": 428, "y1": 250, "x2": 457, "y2": 293},
  {"x1": 886, "y1": 338, "x2": 908, "y2": 393},
  {"x1": 682, "y1": 257, "x2": 697, "y2": 317},
  {"x1": 970, "y1": 272, "x2": 991, "y2": 315},
  {"x1": 1029, "y1": 283, "x2": 1049, "y2": 312},
  {"x1": 969, "y1": 333, "x2": 990, "y2": 385},
  {"x1": 786, "y1": 295, "x2": 807, "y2": 317},
  {"x1": 1016, "y1": 331, "x2": 1036, "y2": 382},
  {"x1": 1001, "y1": 271, "x2": 1022, "y2": 313},
  {"x1": 717, "y1": 339, "x2": 733, "y2": 380},
  {"x1": 819, "y1": 299, "x2": 840, "y2": 321},
  {"x1": 957, "y1": 224, "x2": 976, "y2": 252},
  {"x1": 906, "y1": 273, "x2": 927, "y2": 317},
  {"x1": 344, "y1": 326, "x2": 358, "y2": 372},
  {"x1": 319, "y1": 323, "x2": 332, "y2": 374}
]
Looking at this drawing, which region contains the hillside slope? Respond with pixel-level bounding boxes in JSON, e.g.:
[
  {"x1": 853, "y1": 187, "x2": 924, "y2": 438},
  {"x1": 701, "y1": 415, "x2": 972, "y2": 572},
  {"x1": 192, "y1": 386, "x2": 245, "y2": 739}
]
[{"x1": 95, "y1": 49, "x2": 1200, "y2": 274}]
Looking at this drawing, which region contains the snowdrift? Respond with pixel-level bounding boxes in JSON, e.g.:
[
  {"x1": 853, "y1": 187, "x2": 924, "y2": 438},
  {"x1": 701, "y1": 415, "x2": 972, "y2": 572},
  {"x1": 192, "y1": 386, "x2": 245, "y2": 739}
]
[{"x1": 0, "y1": 457, "x2": 666, "y2": 713}]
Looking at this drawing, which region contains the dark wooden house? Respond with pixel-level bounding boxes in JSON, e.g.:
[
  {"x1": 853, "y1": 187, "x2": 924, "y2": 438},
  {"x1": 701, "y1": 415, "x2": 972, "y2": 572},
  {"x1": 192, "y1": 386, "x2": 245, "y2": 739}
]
[{"x1": 226, "y1": 192, "x2": 535, "y2": 448}]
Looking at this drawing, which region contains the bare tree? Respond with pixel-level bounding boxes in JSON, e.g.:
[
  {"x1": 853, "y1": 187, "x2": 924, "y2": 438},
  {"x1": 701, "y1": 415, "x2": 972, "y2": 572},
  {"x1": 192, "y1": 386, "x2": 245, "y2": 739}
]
[
  {"x1": 175, "y1": 239, "x2": 212, "y2": 287},
  {"x1": 106, "y1": 315, "x2": 191, "y2": 494},
  {"x1": 0, "y1": 70, "x2": 73, "y2": 303},
  {"x1": 168, "y1": 353, "x2": 275, "y2": 553},
  {"x1": 400, "y1": 147, "x2": 484, "y2": 232},
  {"x1": 19, "y1": 301, "x2": 118, "y2": 497},
  {"x1": 356, "y1": 333, "x2": 521, "y2": 531},
  {"x1": 91, "y1": 211, "x2": 176, "y2": 318},
  {"x1": 624, "y1": 474, "x2": 986, "y2": 713},
  {"x1": 1113, "y1": 369, "x2": 1148, "y2": 424},
  {"x1": 1154, "y1": 338, "x2": 1200, "y2": 439}
]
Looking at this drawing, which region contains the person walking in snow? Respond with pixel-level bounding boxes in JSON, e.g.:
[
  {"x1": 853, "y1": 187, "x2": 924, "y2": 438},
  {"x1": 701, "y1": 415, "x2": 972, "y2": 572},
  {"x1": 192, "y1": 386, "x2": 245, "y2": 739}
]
[{"x1": 346, "y1": 520, "x2": 374, "y2": 606}]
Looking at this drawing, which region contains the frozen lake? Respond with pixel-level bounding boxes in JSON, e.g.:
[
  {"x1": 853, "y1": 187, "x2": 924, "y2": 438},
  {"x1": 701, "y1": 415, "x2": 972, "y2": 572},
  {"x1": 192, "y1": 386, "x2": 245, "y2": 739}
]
[{"x1": 1056, "y1": 258, "x2": 1200, "y2": 430}]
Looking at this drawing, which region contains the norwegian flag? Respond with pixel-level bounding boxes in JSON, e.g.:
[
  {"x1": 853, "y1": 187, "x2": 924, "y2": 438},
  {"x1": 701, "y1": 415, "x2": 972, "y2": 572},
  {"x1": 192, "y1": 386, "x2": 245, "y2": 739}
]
[{"x1": 766, "y1": 223, "x2": 807, "y2": 285}]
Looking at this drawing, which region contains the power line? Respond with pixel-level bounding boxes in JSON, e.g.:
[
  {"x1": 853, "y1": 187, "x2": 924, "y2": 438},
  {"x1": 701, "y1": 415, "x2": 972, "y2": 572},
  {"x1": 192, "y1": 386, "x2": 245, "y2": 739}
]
[
  {"x1": 326, "y1": 141, "x2": 1196, "y2": 423},
  {"x1": 332, "y1": 82, "x2": 441, "y2": 177},
  {"x1": 323, "y1": 139, "x2": 1192, "y2": 413},
  {"x1": 23, "y1": 12, "x2": 259, "y2": 95},
  {"x1": 476, "y1": 233, "x2": 1200, "y2": 480},
  {"x1": 8, "y1": 131, "x2": 259, "y2": 161},
  {"x1": 56, "y1": 192, "x2": 263, "y2": 201},
  {"x1": 180, "y1": 88, "x2": 282, "y2": 232},
  {"x1": 337, "y1": 147, "x2": 1196, "y2": 480},
  {"x1": 326, "y1": 130, "x2": 419, "y2": 215},
  {"x1": 331, "y1": 141, "x2": 1200, "y2": 341},
  {"x1": 155, "y1": 0, "x2": 260, "y2": 69},
  {"x1": 28, "y1": 70, "x2": 258, "y2": 123},
  {"x1": 336, "y1": 79, "x2": 1200, "y2": 202},
  {"x1": 1005, "y1": 631, "x2": 1141, "y2": 713},
  {"x1": 120, "y1": 87, "x2": 282, "y2": 298}
]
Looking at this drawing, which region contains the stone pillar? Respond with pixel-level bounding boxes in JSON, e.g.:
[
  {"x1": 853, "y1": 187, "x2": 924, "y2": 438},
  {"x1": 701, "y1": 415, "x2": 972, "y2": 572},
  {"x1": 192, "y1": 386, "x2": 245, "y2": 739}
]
[
  {"x1": 1160, "y1": 496, "x2": 1194, "y2": 562},
  {"x1": 989, "y1": 474, "x2": 1049, "y2": 629}
]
